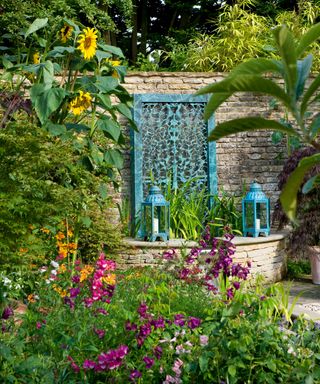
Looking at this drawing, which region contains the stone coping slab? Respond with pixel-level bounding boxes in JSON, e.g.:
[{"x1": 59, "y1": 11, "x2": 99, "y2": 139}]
[{"x1": 123, "y1": 231, "x2": 288, "y2": 249}]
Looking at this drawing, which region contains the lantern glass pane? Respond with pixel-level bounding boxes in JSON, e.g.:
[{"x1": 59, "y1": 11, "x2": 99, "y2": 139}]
[
  {"x1": 152, "y1": 207, "x2": 160, "y2": 234},
  {"x1": 158, "y1": 206, "x2": 167, "y2": 233},
  {"x1": 257, "y1": 203, "x2": 267, "y2": 228},
  {"x1": 245, "y1": 202, "x2": 254, "y2": 228},
  {"x1": 144, "y1": 206, "x2": 152, "y2": 234}
]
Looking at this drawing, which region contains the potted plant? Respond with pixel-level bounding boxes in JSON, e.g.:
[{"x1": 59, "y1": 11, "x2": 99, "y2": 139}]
[{"x1": 273, "y1": 147, "x2": 320, "y2": 284}]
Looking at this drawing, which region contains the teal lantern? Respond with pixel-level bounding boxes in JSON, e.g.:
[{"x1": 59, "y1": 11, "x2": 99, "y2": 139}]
[
  {"x1": 141, "y1": 186, "x2": 170, "y2": 241},
  {"x1": 242, "y1": 181, "x2": 270, "y2": 237}
]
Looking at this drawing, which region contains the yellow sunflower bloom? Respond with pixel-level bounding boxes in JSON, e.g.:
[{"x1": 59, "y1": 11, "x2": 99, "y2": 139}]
[
  {"x1": 33, "y1": 52, "x2": 40, "y2": 64},
  {"x1": 69, "y1": 90, "x2": 92, "y2": 115},
  {"x1": 60, "y1": 24, "x2": 74, "y2": 43},
  {"x1": 77, "y1": 27, "x2": 98, "y2": 60}
]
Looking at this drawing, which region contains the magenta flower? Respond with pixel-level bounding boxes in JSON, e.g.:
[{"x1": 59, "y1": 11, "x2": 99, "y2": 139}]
[
  {"x1": 151, "y1": 316, "x2": 165, "y2": 329},
  {"x1": 1, "y1": 307, "x2": 13, "y2": 320},
  {"x1": 143, "y1": 356, "x2": 155, "y2": 369},
  {"x1": 174, "y1": 314, "x2": 185, "y2": 327},
  {"x1": 83, "y1": 359, "x2": 96, "y2": 370},
  {"x1": 130, "y1": 369, "x2": 142, "y2": 380},
  {"x1": 233, "y1": 281, "x2": 241, "y2": 290},
  {"x1": 125, "y1": 321, "x2": 138, "y2": 331},
  {"x1": 94, "y1": 328, "x2": 105, "y2": 339},
  {"x1": 70, "y1": 287, "x2": 81, "y2": 298},
  {"x1": 138, "y1": 302, "x2": 148, "y2": 319},
  {"x1": 187, "y1": 316, "x2": 201, "y2": 329},
  {"x1": 72, "y1": 275, "x2": 80, "y2": 283},
  {"x1": 226, "y1": 288, "x2": 234, "y2": 299},
  {"x1": 154, "y1": 345, "x2": 163, "y2": 359}
]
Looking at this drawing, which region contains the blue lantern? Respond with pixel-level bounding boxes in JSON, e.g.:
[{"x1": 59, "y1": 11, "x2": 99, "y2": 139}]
[
  {"x1": 141, "y1": 186, "x2": 170, "y2": 241},
  {"x1": 242, "y1": 181, "x2": 270, "y2": 237}
]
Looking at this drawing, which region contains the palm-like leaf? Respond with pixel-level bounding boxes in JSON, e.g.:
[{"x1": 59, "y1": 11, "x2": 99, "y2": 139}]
[
  {"x1": 296, "y1": 22, "x2": 320, "y2": 58},
  {"x1": 208, "y1": 117, "x2": 300, "y2": 142},
  {"x1": 280, "y1": 153, "x2": 320, "y2": 221}
]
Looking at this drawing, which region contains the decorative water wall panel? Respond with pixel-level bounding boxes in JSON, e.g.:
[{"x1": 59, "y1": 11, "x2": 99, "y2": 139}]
[{"x1": 131, "y1": 94, "x2": 217, "y2": 233}]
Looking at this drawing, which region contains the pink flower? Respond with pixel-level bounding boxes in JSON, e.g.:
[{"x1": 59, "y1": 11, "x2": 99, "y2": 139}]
[{"x1": 199, "y1": 335, "x2": 209, "y2": 346}]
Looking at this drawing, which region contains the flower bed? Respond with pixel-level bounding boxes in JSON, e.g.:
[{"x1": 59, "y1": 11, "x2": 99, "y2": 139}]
[{"x1": 1, "y1": 230, "x2": 320, "y2": 383}]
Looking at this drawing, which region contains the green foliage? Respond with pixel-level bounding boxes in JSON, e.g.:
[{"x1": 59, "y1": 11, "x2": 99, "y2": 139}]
[
  {"x1": 164, "y1": 178, "x2": 242, "y2": 241},
  {"x1": 1, "y1": 255, "x2": 320, "y2": 383},
  {"x1": 287, "y1": 259, "x2": 311, "y2": 279},
  {"x1": 0, "y1": 0, "x2": 133, "y2": 39},
  {"x1": 198, "y1": 23, "x2": 320, "y2": 221}
]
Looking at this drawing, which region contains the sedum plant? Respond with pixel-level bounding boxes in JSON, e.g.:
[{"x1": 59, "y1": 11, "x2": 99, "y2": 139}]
[{"x1": 197, "y1": 23, "x2": 320, "y2": 221}]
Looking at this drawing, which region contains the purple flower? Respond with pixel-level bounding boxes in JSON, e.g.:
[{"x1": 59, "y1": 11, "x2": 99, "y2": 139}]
[
  {"x1": 1, "y1": 306, "x2": 13, "y2": 320},
  {"x1": 64, "y1": 296, "x2": 75, "y2": 309},
  {"x1": 130, "y1": 370, "x2": 142, "y2": 380},
  {"x1": 139, "y1": 322, "x2": 151, "y2": 337},
  {"x1": 187, "y1": 316, "x2": 201, "y2": 329},
  {"x1": 174, "y1": 314, "x2": 185, "y2": 327},
  {"x1": 138, "y1": 302, "x2": 148, "y2": 319},
  {"x1": 163, "y1": 249, "x2": 176, "y2": 260},
  {"x1": 226, "y1": 288, "x2": 234, "y2": 299},
  {"x1": 233, "y1": 281, "x2": 241, "y2": 290},
  {"x1": 95, "y1": 307, "x2": 108, "y2": 316},
  {"x1": 83, "y1": 359, "x2": 96, "y2": 370},
  {"x1": 151, "y1": 316, "x2": 165, "y2": 329},
  {"x1": 94, "y1": 328, "x2": 105, "y2": 339},
  {"x1": 154, "y1": 345, "x2": 163, "y2": 359},
  {"x1": 36, "y1": 321, "x2": 42, "y2": 329},
  {"x1": 125, "y1": 321, "x2": 138, "y2": 331},
  {"x1": 70, "y1": 287, "x2": 81, "y2": 298},
  {"x1": 143, "y1": 356, "x2": 155, "y2": 369},
  {"x1": 72, "y1": 275, "x2": 80, "y2": 283}
]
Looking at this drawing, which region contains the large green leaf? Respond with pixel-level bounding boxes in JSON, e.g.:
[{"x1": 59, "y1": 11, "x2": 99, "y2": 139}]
[
  {"x1": 25, "y1": 18, "x2": 48, "y2": 38},
  {"x1": 96, "y1": 118, "x2": 121, "y2": 142},
  {"x1": 272, "y1": 26, "x2": 297, "y2": 98},
  {"x1": 41, "y1": 61, "x2": 54, "y2": 86},
  {"x1": 198, "y1": 76, "x2": 294, "y2": 116},
  {"x1": 310, "y1": 114, "x2": 320, "y2": 140},
  {"x1": 296, "y1": 22, "x2": 320, "y2": 58},
  {"x1": 98, "y1": 43, "x2": 124, "y2": 58},
  {"x1": 295, "y1": 55, "x2": 313, "y2": 101},
  {"x1": 31, "y1": 87, "x2": 66, "y2": 124},
  {"x1": 104, "y1": 149, "x2": 123, "y2": 169},
  {"x1": 96, "y1": 50, "x2": 112, "y2": 63},
  {"x1": 116, "y1": 103, "x2": 133, "y2": 121},
  {"x1": 280, "y1": 153, "x2": 320, "y2": 221},
  {"x1": 231, "y1": 58, "x2": 283, "y2": 77},
  {"x1": 300, "y1": 73, "x2": 320, "y2": 117},
  {"x1": 95, "y1": 76, "x2": 119, "y2": 93},
  {"x1": 204, "y1": 92, "x2": 231, "y2": 120},
  {"x1": 208, "y1": 117, "x2": 299, "y2": 142}
]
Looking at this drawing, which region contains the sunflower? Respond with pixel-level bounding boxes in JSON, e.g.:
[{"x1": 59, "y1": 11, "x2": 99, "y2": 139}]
[
  {"x1": 69, "y1": 90, "x2": 92, "y2": 115},
  {"x1": 60, "y1": 24, "x2": 74, "y2": 43},
  {"x1": 77, "y1": 27, "x2": 98, "y2": 60},
  {"x1": 33, "y1": 52, "x2": 40, "y2": 64}
]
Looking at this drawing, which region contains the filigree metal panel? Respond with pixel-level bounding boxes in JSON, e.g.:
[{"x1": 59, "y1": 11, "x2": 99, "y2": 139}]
[{"x1": 131, "y1": 94, "x2": 217, "y2": 231}]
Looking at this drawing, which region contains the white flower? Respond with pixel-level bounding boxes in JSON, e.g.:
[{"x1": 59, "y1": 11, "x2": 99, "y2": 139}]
[
  {"x1": 50, "y1": 260, "x2": 59, "y2": 269},
  {"x1": 39, "y1": 266, "x2": 47, "y2": 273},
  {"x1": 51, "y1": 270, "x2": 58, "y2": 276},
  {"x1": 3, "y1": 277, "x2": 12, "y2": 286}
]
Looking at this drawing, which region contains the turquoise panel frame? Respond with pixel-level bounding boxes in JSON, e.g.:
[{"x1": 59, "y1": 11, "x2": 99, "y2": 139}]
[{"x1": 130, "y1": 93, "x2": 217, "y2": 235}]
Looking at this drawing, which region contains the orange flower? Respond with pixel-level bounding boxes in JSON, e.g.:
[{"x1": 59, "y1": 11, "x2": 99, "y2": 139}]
[
  {"x1": 19, "y1": 248, "x2": 28, "y2": 253},
  {"x1": 102, "y1": 273, "x2": 116, "y2": 286},
  {"x1": 41, "y1": 227, "x2": 51, "y2": 234},
  {"x1": 27, "y1": 294, "x2": 36, "y2": 303},
  {"x1": 56, "y1": 232, "x2": 65, "y2": 241},
  {"x1": 80, "y1": 265, "x2": 94, "y2": 282},
  {"x1": 58, "y1": 264, "x2": 67, "y2": 273}
]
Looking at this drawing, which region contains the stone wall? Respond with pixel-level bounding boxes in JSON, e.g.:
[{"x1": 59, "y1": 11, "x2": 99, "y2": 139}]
[
  {"x1": 116, "y1": 233, "x2": 288, "y2": 283},
  {"x1": 119, "y1": 72, "x2": 287, "y2": 212}
]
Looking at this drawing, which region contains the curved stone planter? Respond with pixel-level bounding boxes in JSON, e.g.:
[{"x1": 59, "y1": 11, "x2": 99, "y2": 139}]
[{"x1": 116, "y1": 232, "x2": 288, "y2": 283}]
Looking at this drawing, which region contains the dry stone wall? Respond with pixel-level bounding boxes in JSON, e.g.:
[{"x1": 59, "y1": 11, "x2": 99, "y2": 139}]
[{"x1": 119, "y1": 72, "x2": 287, "y2": 211}]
